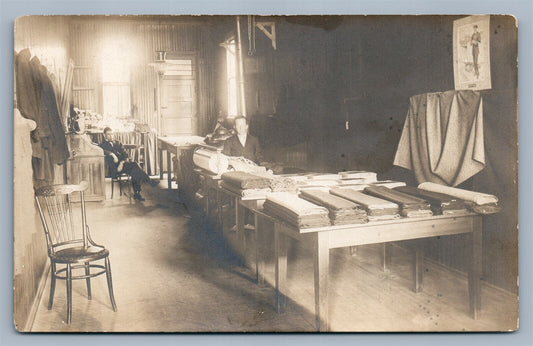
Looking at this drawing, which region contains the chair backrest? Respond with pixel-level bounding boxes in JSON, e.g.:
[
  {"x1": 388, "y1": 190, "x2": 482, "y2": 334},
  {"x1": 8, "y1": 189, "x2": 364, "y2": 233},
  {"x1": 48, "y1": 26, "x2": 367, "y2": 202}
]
[
  {"x1": 122, "y1": 143, "x2": 139, "y2": 162},
  {"x1": 35, "y1": 181, "x2": 90, "y2": 256}
]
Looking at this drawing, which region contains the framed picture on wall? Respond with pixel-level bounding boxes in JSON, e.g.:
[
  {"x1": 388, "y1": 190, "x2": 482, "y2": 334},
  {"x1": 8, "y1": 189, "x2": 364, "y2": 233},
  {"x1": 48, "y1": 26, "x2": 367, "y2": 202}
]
[{"x1": 453, "y1": 15, "x2": 492, "y2": 90}]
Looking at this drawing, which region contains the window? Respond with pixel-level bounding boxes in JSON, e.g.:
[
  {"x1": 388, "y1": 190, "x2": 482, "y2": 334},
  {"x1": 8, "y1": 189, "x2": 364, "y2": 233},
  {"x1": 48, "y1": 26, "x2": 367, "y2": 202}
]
[
  {"x1": 225, "y1": 38, "x2": 238, "y2": 118},
  {"x1": 163, "y1": 59, "x2": 193, "y2": 76},
  {"x1": 100, "y1": 39, "x2": 131, "y2": 118}
]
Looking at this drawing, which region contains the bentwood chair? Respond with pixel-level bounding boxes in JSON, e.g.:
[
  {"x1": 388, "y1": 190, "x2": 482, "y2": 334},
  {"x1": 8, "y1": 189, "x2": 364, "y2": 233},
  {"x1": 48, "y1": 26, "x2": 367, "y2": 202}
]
[{"x1": 35, "y1": 181, "x2": 117, "y2": 324}]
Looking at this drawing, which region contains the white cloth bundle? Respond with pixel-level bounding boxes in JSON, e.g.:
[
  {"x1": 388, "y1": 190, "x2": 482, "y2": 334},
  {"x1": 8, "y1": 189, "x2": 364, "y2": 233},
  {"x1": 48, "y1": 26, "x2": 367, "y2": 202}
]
[
  {"x1": 418, "y1": 182, "x2": 498, "y2": 205},
  {"x1": 266, "y1": 192, "x2": 329, "y2": 217},
  {"x1": 339, "y1": 171, "x2": 378, "y2": 183},
  {"x1": 307, "y1": 173, "x2": 342, "y2": 180},
  {"x1": 371, "y1": 181, "x2": 407, "y2": 189},
  {"x1": 227, "y1": 156, "x2": 269, "y2": 174},
  {"x1": 193, "y1": 149, "x2": 229, "y2": 175}
]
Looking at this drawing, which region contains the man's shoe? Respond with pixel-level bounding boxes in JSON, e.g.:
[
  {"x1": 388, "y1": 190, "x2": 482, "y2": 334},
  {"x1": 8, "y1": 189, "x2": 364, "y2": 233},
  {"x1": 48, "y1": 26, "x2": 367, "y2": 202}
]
[{"x1": 134, "y1": 193, "x2": 145, "y2": 201}]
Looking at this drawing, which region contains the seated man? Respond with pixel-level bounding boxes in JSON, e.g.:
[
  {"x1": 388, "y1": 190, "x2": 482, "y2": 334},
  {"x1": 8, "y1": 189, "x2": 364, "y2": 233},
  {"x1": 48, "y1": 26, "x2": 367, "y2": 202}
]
[
  {"x1": 222, "y1": 116, "x2": 263, "y2": 164},
  {"x1": 99, "y1": 127, "x2": 157, "y2": 201},
  {"x1": 222, "y1": 116, "x2": 263, "y2": 230}
]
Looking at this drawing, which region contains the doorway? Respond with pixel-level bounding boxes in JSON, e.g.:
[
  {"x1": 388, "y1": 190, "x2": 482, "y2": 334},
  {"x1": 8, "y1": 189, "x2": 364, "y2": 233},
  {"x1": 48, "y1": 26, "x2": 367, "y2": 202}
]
[{"x1": 159, "y1": 57, "x2": 197, "y2": 136}]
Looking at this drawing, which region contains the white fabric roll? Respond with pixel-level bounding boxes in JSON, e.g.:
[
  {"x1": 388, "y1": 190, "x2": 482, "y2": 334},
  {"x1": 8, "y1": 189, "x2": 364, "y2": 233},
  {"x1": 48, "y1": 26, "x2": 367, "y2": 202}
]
[
  {"x1": 418, "y1": 182, "x2": 498, "y2": 205},
  {"x1": 193, "y1": 149, "x2": 229, "y2": 175}
]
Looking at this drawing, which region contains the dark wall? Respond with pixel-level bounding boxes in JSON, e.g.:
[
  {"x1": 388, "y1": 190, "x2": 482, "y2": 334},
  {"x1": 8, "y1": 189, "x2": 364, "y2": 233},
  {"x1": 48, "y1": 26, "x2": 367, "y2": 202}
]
[{"x1": 216, "y1": 15, "x2": 517, "y2": 292}]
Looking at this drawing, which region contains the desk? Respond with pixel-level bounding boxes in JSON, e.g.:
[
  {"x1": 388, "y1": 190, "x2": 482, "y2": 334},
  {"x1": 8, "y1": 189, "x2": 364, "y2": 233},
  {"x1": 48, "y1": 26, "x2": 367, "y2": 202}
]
[
  {"x1": 254, "y1": 211, "x2": 482, "y2": 331},
  {"x1": 158, "y1": 136, "x2": 204, "y2": 190}
]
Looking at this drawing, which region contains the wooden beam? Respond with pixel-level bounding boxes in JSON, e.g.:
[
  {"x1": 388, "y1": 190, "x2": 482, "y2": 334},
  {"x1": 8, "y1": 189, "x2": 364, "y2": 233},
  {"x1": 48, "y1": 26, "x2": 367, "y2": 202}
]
[{"x1": 256, "y1": 22, "x2": 276, "y2": 50}]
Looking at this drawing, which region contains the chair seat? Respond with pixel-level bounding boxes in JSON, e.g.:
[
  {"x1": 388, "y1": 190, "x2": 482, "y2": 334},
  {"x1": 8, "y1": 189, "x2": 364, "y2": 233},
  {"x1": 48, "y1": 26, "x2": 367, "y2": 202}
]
[{"x1": 51, "y1": 246, "x2": 109, "y2": 263}]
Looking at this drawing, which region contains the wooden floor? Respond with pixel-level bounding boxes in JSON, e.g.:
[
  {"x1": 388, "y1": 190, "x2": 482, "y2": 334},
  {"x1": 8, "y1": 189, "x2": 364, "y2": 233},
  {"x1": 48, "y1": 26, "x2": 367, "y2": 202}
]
[{"x1": 30, "y1": 180, "x2": 518, "y2": 332}]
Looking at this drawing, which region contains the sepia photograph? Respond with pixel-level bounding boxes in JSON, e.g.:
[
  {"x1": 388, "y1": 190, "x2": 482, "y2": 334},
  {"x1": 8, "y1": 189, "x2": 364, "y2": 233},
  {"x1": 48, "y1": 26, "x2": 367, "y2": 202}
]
[{"x1": 13, "y1": 14, "x2": 518, "y2": 333}]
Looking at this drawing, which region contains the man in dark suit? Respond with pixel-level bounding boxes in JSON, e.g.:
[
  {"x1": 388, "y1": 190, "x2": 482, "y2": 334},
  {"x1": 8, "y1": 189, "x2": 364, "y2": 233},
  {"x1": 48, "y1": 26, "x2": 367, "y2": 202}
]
[
  {"x1": 222, "y1": 116, "x2": 263, "y2": 164},
  {"x1": 99, "y1": 127, "x2": 157, "y2": 201}
]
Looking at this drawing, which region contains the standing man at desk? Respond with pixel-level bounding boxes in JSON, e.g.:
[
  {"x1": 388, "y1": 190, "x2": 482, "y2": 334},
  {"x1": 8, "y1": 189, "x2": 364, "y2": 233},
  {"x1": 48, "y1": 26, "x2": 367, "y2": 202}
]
[
  {"x1": 99, "y1": 127, "x2": 157, "y2": 201},
  {"x1": 222, "y1": 116, "x2": 263, "y2": 164}
]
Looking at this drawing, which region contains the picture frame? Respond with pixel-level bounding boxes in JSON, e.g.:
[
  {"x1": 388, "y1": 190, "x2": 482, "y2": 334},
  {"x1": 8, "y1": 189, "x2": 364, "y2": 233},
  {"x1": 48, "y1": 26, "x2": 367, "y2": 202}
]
[{"x1": 453, "y1": 15, "x2": 492, "y2": 90}]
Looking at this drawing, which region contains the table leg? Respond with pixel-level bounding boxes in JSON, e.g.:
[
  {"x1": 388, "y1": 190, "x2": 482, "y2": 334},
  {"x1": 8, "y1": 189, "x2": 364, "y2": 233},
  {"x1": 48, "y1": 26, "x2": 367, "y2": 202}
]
[
  {"x1": 314, "y1": 231, "x2": 330, "y2": 332},
  {"x1": 254, "y1": 213, "x2": 262, "y2": 285},
  {"x1": 275, "y1": 224, "x2": 288, "y2": 312},
  {"x1": 166, "y1": 150, "x2": 172, "y2": 190},
  {"x1": 217, "y1": 189, "x2": 223, "y2": 232},
  {"x1": 143, "y1": 133, "x2": 148, "y2": 173},
  {"x1": 159, "y1": 148, "x2": 164, "y2": 180},
  {"x1": 175, "y1": 149, "x2": 183, "y2": 190},
  {"x1": 381, "y1": 243, "x2": 391, "y2": 272},
  {"x1": 205, "y1": 188, "x2": 210, "y2": 219},
  {"x1": 469, "y1": 215, "x2": 482, "y2": 319},
  {"x1": 414, "y1": 248, "x2": 424, "y2": 293},
  {"x1": 236, "y1": 198, "x2": 245, "y2": 260}
]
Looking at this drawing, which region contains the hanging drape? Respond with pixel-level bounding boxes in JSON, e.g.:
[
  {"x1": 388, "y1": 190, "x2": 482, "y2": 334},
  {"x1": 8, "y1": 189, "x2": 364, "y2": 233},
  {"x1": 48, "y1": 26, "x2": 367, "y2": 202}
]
[{"x1": 394, "y1": 90, "x2": 485, "y2": 186}]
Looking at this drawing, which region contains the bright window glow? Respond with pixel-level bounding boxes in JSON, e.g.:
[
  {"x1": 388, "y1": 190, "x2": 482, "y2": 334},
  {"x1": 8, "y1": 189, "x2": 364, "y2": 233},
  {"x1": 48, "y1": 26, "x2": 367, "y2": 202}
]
[
  {"x1": 100, "y1": 37, "x2": 131, "y2": 117},
  {"x1": 225, "y1": 39, "x2": 238, "y2": 118}
]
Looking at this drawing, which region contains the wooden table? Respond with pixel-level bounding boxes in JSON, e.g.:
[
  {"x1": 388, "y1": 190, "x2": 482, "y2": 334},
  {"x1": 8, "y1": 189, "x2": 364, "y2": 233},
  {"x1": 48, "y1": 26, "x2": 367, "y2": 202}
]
[
  {"x1": 194, "y1": 169, "x2": 224, "y2": 229},
  {"x1": 256, "y1": 211, "x2": 482, "y2": 331},
  {"x1": 217, "y1": 187, "x2": 268, "y2": 283},
  {"x1": 157, "y1": 136, "x2": 204, "y2": 190}
]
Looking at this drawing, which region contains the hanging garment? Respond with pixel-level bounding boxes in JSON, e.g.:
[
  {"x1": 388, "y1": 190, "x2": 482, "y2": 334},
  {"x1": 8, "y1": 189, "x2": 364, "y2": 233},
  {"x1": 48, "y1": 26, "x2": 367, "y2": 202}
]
[
  {"x1": 394, "y1": 90, "x2": 485, "y2": 186},
  {"x1": 37, "y1": 65, "x2": 69, "y2": 165},
  {"x1": 15, "y1": 49, "x2": 43, "y2": 159}
]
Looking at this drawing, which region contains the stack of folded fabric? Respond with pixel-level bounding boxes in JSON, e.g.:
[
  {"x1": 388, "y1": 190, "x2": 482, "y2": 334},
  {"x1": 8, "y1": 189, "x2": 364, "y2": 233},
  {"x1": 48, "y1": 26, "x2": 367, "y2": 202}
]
[
  {"x1": 394, "y1": 186, "x2": 469, "y2": 215},
  {"x1": 370, "y1": 180, "x2": 407, "y2": 189},
  {"x1": 418, "y1": 182, "x2": 501, "y2": 214},
  {"x1": 338, "y1": 171, "x2": 378, "y2": 183},
  {"x1": 297, "y1": 185, "x2": 332, "y2": 193},
  {"x1": 252, "y1": 172, "x2": 298, "y2": 193},
  {"x1": 363, "y1": 185, "x2": 433, "y2": 218},
  {"x1": 263, "y1": 192, "x2": 331, "y2": 228},
  {"x1": 337, "y1": 178, "x2": 366, "y2": 186},
  {"x1": 221, "y1": 171, "x2": 272, "y2": 197},
  {"x1": 221, "y1": 171, "x2": 271, "y2": 189},
  {"x1": 338, "y1": 184, "x2": 369, "y2": 191},
  {"x1": 307, "y1": 173, "x2": 342, "y2": 180},
  {"x1": 283, "y1": 174, "x2": 310, "y2": 183},
  {"x1": 299, "y1": 189, "x2": 368, "y2": 225},
  {"x1": 330, "y1": 188, "x2": 400, "y2": 221}
]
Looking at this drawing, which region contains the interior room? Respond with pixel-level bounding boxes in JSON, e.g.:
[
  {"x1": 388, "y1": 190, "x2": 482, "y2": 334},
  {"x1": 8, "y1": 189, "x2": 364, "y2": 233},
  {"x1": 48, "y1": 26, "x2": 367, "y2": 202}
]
[{"x1": 13, "y1": 15, "x2": 518, "y2": 332}]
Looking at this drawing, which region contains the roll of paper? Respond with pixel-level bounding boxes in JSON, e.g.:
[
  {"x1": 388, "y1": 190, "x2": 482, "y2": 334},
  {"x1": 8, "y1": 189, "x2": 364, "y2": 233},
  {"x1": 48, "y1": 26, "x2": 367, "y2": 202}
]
[
  {"x1": 418, "y1": 182, "x2": 498, "y2": 205},
  {"x1": 193, "y1": 149, "x2": 229, "y2": 175}
]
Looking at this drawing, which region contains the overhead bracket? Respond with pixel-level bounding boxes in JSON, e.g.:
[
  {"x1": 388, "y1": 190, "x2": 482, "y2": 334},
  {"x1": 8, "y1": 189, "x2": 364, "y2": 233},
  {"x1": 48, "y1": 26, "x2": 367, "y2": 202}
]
[{"x1": 255, "y1": 22, "x2": 277, "y2": 50}]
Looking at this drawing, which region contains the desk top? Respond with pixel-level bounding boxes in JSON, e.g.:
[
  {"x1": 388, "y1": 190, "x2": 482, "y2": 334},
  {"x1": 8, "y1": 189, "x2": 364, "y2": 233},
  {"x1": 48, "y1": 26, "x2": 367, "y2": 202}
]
[
  {"x1": 246, "y1": 204, "x2": 477, "y2": 235},
  {"x1": 158, "y1": 135, "x2": 205, "y2": 147}
]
